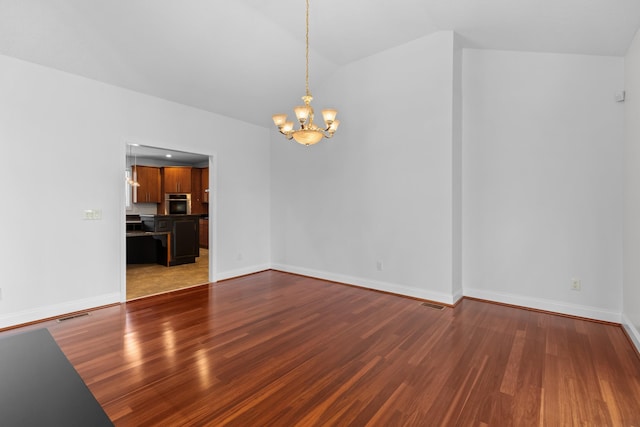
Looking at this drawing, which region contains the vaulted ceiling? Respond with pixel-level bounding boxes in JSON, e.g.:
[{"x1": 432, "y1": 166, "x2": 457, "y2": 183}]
[{"x1": 2, "y1": 0, "x2": 639, "y2": 127}]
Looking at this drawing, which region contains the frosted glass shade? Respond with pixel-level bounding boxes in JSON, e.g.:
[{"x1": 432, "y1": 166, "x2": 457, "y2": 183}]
[
  {"x1": 272, "y1": 114, "x2": 287, "y2": 127},
  {"x1": 328, "y1": 119, "x2": 340, "y2": 132},
  {"x1": 294, "y1": 105, "x2": 311, "y2": 122},
  {"x1": 292, "y1": 129, "x2": 324, "y2": 146},
  {"x1": 281, "y1": 121, "x2": 294, "y2": 133},
  {"x1": 321, "y1": 109, "x2": 337, "y2": 123}
]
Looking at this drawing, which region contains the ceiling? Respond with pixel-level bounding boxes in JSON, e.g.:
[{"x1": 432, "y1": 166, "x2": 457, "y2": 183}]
[
  {"x1": 128, "y1": 144, "x2": 209, "y2": 166},
  {"x1": 2, "y1": 0, "x2": 639, "y2": 128}
]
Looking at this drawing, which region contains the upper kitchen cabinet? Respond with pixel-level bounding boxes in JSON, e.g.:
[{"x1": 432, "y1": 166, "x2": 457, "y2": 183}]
[
  {"x1": 163, "y1": 167, "x2": 192, "y2": 193},
  {"x1": 202, "y1": 167, "x2": 209, "y2": 204},
  {"x1": 133, "y1": 165, "x2": 161, "y2": 203},
  {"x1": 190, "y1": 168, "x2": 204, "y2": 214},
  {"x1": 189, "y1": 167, "x2": 209, "y2": 215}
]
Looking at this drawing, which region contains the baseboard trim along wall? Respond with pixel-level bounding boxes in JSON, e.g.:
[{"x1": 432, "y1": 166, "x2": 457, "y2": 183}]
[
  {"x1": 270, "y1": 264, "x2": 623, "y2": 325},
  {"x1": 0, "y1": 293, "x2": 120, "y2": 330},
  {"x1": 216, "y1": 263, "x2": 271, "y2": 282},
  {"x1": 452, "y1": 289, "x2": 464, "y2": 306},
  {"x1": 3, "y1": 269, "x2": 629, "y2": 341},
  {"x1": 464, "y1": 287, "x2": 621, "y2": 324},
  {"x1": 271, "y1": 263, "x2": 460, "y2": 306},
  {"x1": 622, "y1": 313, "x2": 640, "y2": 354}
]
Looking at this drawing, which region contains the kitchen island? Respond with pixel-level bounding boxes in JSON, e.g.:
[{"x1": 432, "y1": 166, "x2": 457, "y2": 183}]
[
  {"x1": 126, "y1": 230, "x2": 171, "y2": 266},
  {"x1": 139, "y1": 214, "x2": 200, "y2": 266}
]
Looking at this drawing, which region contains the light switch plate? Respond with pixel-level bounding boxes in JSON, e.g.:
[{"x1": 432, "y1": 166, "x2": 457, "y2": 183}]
[{"x1": 83, "y1": 209, "x2": 102, "y2": 220}]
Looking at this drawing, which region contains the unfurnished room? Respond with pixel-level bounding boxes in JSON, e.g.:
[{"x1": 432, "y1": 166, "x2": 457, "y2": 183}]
[{"x1": 1, "y1": 1, "x2": 640, "y2": 425}]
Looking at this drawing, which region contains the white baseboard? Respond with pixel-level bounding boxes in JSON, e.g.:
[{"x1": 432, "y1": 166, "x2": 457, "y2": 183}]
[
  {"x1": 464, "y1": 287, "x2": 621, "y2": 323},
  {"x1": 215, "y1": 263, "x2": 271, "y2": 282},
  {"x1": 622, "y1": 313, "x2": 640, "y2": 354},
  {"x1": 3, "y1": 270, "x2": 629, "y2": 342},
  {"x1": 0, "y1": 293, "x2": 120, "y2": 330},
  {"x1": 452, "y1": 288, "x2": 464, "y2": 305},
  {"x1": 271, "y1": 263, "x2": 458, "y2": 305}
]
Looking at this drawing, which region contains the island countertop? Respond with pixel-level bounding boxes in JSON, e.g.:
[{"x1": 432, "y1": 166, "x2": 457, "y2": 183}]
[{"x1": 139, "y1": 214, "x2": 201, "y2": 218}]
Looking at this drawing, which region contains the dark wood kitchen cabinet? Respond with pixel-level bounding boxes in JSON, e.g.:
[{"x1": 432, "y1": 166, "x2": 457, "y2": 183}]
[
  {"x1": 140, "y1": 215, "x2": 199, "y2": 266},
  {"x1": 190, "y1": 168, "x2": 210, "y2": 215},
  {"x1": 133, "y1": 165, "x2": 161, "y2": 203},
  {"x1": 172, "y1": 217, "x2": 199, "y2": 264},
  {"x1": 163, "y1": 167, "x2": 192, "y2": 193},
  {"x1": 190, "y1": 168, "x2": 205, "y2": 215},
  {"x1": 202, "y1": 167, "x2": 209, "y2": 203},
  {"x1": 199, "y1": 218, "x2": 208, "y2": 249}
]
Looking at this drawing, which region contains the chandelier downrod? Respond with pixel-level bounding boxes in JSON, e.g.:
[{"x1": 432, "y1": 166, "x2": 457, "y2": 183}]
[
  {"x1": 305, "y1": 0, "x2": 310, "y2": 98},
  {"x1": 272, "y1": 0, "x2": 340, "y2": 146}
]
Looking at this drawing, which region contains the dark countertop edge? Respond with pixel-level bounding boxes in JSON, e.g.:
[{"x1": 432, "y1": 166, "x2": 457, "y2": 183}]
[
  {"x1": 139, "y1": 214, "x2": 202, "y2": 218},
  {"x1": 126, "y1": 231, "x2": 170, "y2": 237}
]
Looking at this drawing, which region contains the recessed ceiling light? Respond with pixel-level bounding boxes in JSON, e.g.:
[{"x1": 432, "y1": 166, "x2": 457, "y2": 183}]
[{"x1": 165, "y1": 154, "x2": 172, "y2": 158}]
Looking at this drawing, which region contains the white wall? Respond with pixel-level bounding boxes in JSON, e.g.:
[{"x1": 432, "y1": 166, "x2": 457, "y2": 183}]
[
  {"x1": 271, "y1": 32, "x2": 461, "y2": 304},
  {"x1": 0, "y1": 54, "x2": 271, "y2": 328},
  {"x1": 623, "y1": 29, "x2": 640, "y2": 349},
  {"x1": 1, "y1": 36, "x2": 632, "y2": 330},
  {"x1": 462, "y1": 49, "x2": 624, "y2": 322},
  {"x1": 452, "y1": 34, "x2": 463, "y2": 299}
]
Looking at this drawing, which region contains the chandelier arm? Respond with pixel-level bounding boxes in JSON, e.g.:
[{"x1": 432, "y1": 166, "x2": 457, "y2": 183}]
[
  {"x1": 283, "y1": 130, "x2": 294, "y2": 140},
  {"x1": 278, "y1": 129, "x2": 294, "y2": 139}
]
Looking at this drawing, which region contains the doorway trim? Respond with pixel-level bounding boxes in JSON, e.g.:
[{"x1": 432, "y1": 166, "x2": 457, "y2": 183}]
[{"x1": 120, "y1": 140, "x2": 217, "y2": 303}]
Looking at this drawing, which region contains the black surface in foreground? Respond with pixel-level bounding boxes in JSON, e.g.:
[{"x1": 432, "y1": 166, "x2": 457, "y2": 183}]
[{"x1": 0, "y1": 328, "x2": 113, "y2": 427}]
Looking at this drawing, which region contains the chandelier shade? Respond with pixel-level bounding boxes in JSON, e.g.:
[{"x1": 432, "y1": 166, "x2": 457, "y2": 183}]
[{"x1": 272, "y1": 0, "x2": 339, "y2": 146}]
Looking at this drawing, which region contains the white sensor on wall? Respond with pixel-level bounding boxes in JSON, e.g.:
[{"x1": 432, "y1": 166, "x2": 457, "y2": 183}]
[{"x1": 615, "y1": 91, "x2": 625, "y2": 102}]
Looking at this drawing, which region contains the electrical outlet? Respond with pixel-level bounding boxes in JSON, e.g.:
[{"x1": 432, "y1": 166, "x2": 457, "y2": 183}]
[
  {"x1": 571, "y1": 278, "x2": 581, "y2": 291},
  {"x1": 376, "y1": 260, "x2": 383, "y2": 271}
]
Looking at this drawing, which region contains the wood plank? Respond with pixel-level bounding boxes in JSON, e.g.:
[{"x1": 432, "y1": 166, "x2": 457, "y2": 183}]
[{"x1": 2, "y1": 271, "x2": 639, "y2": 425}]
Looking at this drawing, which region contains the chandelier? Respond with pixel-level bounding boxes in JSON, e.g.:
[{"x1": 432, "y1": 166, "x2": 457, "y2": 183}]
[{"x1": 272, "y1": 0, "x2": 339, "y2": 146}]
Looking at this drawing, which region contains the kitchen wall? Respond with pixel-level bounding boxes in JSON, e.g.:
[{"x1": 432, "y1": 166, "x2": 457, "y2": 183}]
[
  {"x1": 125, "y1": 155, "x2": 209, "y2": 215},
  {"x1": 0, "y1": 53, "x2": 271, "y2": 328},
  {"x1": 271, "y1": 31, "x2": 462, "y2": 304},
  {"x1": 462, "y1": 49, "x2": 624, "y2": 322},
  {"x1": 126, "y1": 202, "x2": 158, "y2": 216},
  {"x1": 623, "y1": 29, "x2": 640, "y2": 348}
]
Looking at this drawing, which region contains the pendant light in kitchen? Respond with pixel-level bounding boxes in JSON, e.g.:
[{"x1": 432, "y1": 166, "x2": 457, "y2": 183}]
[{"x1": 127, "y1": 144, "x2": 140, "y2": 187}]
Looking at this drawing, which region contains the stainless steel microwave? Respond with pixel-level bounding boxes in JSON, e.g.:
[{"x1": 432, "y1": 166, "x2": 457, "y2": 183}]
[{"x1": 165, "y1": 193, "x2": 191, "y2": 215}]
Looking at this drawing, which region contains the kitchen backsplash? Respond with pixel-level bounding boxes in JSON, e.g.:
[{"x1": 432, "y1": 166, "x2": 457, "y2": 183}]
[{"x1": 126, "y1": 203, "x2": 158, "y2": 215}]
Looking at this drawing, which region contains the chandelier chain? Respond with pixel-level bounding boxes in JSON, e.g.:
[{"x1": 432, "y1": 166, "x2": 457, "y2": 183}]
[
  {"x1": 271, "y1": 0, "x2": 339, "y2": 145},
  {"x1": 305, "y1": 0, "x2": 310, "y2": 97}
]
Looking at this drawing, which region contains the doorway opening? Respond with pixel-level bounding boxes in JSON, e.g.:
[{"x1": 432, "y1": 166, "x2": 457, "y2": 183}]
[{"x1": 124, "y1": 144, "x2": 213, "y2": 300}]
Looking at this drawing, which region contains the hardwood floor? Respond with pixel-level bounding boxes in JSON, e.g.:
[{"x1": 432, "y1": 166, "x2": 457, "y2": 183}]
[
  {"x1": 126, "y1": 248, "x2": 209, "y2": 300},
  {"x1": 4, "y1": 271, "x2": 640, "y2": 426}
]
